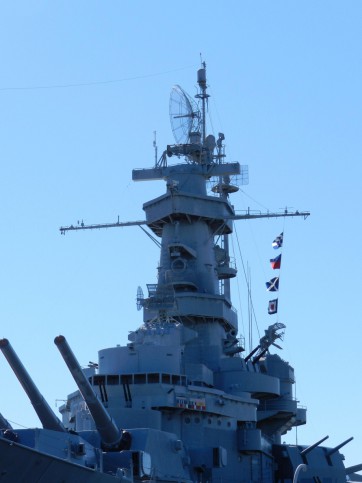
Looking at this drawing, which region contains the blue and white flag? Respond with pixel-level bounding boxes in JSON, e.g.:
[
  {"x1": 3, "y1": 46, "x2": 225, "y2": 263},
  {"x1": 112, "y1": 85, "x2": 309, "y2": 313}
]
[
  {"x1": 268, "y1": 299, "x2": 278, "y2": 314},
  {"x1": 266, "y1": 277, "x2": 279, "y2": 292},
  {"x1": 272, "y1": 232, "x2": 283, "y2": 249}
]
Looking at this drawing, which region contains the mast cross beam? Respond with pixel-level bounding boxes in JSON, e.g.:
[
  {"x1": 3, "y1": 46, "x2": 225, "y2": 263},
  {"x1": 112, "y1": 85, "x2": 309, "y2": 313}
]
[{"x1": 59, "y1": 219, "x2": 147, "y2": 235}]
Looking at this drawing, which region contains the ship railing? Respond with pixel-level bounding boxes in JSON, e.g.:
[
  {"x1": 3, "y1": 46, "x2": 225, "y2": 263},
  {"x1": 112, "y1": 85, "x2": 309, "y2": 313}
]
[
  {"x1": 258, "y1": 397, "x2": 299, "y2": 412},
  {"x1": 238, "y1": 335, "x2": 245, "y2": 350},
  {"x1": 218, "y1": 256, "x2": 237, "y2": 269}
]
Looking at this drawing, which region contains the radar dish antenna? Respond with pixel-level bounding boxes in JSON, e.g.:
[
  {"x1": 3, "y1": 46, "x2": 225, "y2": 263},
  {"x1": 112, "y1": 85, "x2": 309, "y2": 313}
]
[
  {"x1": 169, "y1": 85, "x2": 200, "y2": 144},
  {"x1": 136, "y1": 286, "x2": 144, "y2": 311}
]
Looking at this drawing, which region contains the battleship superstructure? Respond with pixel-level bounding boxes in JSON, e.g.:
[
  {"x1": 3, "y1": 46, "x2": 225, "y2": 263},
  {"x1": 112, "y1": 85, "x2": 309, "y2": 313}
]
[{"x1": 1, "y1": 65, "x2": 361, "y2": 482}]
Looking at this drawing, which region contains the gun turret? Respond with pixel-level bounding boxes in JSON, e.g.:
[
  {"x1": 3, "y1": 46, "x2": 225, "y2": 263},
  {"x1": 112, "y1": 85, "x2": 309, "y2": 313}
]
[
  {"x1": 0, "y1": 338, "x2": 66, "y2": 433},
  {"x1": 54, "y1": 335, "x2": 125, "y2": 448}
]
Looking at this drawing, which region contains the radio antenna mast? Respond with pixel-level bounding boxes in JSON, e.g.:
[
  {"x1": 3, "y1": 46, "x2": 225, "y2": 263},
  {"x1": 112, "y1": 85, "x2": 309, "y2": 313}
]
[{"x1": 153, "y1": 131, "x2": 158, "y2": 166}]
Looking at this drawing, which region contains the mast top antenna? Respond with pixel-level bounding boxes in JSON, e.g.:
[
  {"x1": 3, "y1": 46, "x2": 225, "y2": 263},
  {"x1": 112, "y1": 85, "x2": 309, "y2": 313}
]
[{"x1": 195, "y1": 61, "x2": 209, "y2": 143}]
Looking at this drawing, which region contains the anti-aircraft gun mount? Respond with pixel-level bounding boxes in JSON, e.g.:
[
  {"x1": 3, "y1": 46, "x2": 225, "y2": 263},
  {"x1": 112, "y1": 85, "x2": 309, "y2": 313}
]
[{"x1": 245, "y1": 322, "x2": 286, "y2": 364}]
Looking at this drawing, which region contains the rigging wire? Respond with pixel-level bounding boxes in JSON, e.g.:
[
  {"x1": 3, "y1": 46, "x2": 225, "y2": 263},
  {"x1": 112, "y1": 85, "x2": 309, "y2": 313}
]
[
  {"x1": 233, "y1": 222, "x2": 261, "y2": 345},
  {"x1": 230, "y1": 232, "x2": 246, "y2": 341},
  {"x1": 139, "y1": 226, "x2": 162, "y2": 249},
  {"x1": 274, "y1": 218, "x2": 287, "y2": 324},
  {"x1": 247, "y1": 263, "x2": 252, "y2": 352},
  {"x1": 6, "y1": 419, "x2": 29, "y2": 429},
  {"x1": 207, "y1": 108, "x2": 216, "y2": 139},
  {"x1": 207, "y1": 86, "x2": 224, "y2": 136},
  {"x1": 236, "y1": 188, "x2": 272, "y2": 297},
  {"x1": 0, "y1": 64, "x2": 197, "y2": 92},
  {"x1": 239, "y1": 189, "x2": 271, "y2": 212}
]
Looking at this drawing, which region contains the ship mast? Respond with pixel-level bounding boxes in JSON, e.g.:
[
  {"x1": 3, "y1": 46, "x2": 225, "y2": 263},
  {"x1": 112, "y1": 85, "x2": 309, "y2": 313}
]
[
  {"x1": 59, "y1": 65, "x2": 310, "y2": 357},
  {"x1": 195, "y1": 62, "x2": 209, "y2": 144}
]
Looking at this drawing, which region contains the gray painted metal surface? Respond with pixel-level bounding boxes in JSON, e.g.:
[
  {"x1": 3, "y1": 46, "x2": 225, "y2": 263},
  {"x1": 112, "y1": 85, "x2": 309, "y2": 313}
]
[{"x1": 0, "y1": 65, "x2": 359, "y2": 482}]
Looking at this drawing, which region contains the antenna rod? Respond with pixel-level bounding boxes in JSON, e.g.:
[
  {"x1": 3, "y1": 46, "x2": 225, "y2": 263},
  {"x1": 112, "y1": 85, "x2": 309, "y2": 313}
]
[
  {"x1": 153, "y1": 131, "x2": 158, "y2": 166},
  {"x1": 196, "y1": 61, "x2": 209, "y2": 144}
]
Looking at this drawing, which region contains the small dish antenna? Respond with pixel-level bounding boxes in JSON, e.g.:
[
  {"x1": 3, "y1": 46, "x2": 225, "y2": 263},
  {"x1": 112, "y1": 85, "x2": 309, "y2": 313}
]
[
  {"x1": 169, "y1": 85, "x2": 200, "y2": 144},
  {"x1": 136, "y1": 286, "x2": 144, "y2": 311}
]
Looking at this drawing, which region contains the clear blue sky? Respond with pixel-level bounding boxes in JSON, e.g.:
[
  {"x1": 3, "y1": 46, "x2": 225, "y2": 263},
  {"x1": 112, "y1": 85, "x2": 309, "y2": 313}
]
[{"x1": 0, "y1": 0, "x2": 361, "y2": 468}]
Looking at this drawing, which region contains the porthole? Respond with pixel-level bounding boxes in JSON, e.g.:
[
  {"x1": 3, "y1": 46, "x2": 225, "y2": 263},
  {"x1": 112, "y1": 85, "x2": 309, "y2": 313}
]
[{"x1": 171, "y1": 258, "x2": 187, "y2": 272}]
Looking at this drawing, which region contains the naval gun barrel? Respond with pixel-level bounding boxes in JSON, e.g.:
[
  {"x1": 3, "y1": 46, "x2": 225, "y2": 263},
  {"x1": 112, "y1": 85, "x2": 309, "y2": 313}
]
[
  {"x1": 54, "y1": 335, "x2": 122, "y2": 447},
  {"x1": 345, "y1": 463, "x2": 362, "y2": 476},
  {"x1": 0, "y1": 338, "x2": 66, "y2": 433},
  {"x1": 300, "y1": 435, "x2": 329, "y2": 456},
  {"x1": 0, "y1": 412, "x2": 12, "y2": 430},
  {"x1": 326, "y1": 436, "x2": 353, "y2": 457}
]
